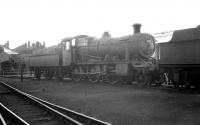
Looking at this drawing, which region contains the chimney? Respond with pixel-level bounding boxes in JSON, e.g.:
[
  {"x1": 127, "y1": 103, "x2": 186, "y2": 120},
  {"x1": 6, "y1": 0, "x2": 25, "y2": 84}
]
[
  {"x1": 7, "y1": 41, "x2": 9, "y2": 48},
  {"x1": 102, "y1": 31, "x2": 111, "y2": 38},
  {"x1": 5, "y1": 41, "x2": 9, "y2": 48},
  {"x1": 28, "y1": 41, "x2": 31, "y2": 49},
  {"x1": 43, "y1": 41, "x2": 45, "y2": 47},
  {"x1": 133, "y1": 23, "x2": 142, "y2": 34}
]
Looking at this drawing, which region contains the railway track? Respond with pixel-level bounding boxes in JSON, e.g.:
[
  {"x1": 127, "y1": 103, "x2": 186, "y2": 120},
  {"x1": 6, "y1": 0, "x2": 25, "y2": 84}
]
[
  {"x1": 0, "y1": 81, "x2": 112, "y2": 125},
  {"x1": 0, "y1": 103, "x2": 29, "y2": 125},
  {"x1": 0, "y1": 81, "x2": 83, "y2": 125}
]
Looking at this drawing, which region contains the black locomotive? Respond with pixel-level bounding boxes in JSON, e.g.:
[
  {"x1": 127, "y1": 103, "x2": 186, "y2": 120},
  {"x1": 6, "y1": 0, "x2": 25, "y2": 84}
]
[
  {"x1": 26, "y1": 24, "x2": 200, "y2": 88},
  {"x1": 28, "y1": 24, "x2": 156, "y2": 84}
]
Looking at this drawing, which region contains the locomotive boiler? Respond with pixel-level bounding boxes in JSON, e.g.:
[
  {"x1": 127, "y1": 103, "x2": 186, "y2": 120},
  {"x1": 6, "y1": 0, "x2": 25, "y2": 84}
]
[{"x1": 77, "y1": 30, "x2": 155, "y2": 62}]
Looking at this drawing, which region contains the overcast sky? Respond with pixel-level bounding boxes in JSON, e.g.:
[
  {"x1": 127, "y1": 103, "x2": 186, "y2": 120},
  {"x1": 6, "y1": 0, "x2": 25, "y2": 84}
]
[{"x1": 0, "y1": 0, "x2": 199, "y2": 49}]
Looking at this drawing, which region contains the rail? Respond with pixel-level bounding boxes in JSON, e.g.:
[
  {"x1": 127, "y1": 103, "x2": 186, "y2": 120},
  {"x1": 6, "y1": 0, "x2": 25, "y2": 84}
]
[
  {"x1": 0, "y1": 81, "x2": 112, "y2": 125},
  {"x1": 0, "y1": 81, "x2": 83, "y2": 125},
  {"x1": 0, "y1": 103, "x2": 30, "y2": 125}
]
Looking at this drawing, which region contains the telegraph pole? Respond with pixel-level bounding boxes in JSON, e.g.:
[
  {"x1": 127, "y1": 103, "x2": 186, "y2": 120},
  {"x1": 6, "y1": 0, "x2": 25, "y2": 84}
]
[{"x1": 20, "y1": 63, "x2": 24, "y2": 82}]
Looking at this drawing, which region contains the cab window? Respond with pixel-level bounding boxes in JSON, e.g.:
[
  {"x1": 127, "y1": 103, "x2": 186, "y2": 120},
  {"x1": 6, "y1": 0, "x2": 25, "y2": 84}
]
[
  {"x1": 72, "y1": 38, "x2": 76, "y2": 46},
  {"x1": 66, "y1": 42, "x2": 70, "y2": 50}
]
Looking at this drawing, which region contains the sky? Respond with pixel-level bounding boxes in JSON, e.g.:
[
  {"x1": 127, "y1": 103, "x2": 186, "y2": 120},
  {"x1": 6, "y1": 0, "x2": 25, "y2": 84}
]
[{"x1": 0, "y1": 0, "x2": 199, "y2": 49}]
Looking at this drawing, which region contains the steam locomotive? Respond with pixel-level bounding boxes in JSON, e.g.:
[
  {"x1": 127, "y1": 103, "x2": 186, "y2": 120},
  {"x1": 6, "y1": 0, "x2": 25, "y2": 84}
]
[
  {"x1": 29, "y1": 23, "x2": 157, "y2": 84},
  {"x1": 20, "y1": 23, "x2": 200, "y2": 88}
]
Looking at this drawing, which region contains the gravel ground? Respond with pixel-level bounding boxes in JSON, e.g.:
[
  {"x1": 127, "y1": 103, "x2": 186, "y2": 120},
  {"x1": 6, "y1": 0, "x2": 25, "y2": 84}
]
[{"x1": 1, "y1": 78, "x2": 200, "y2": 125}]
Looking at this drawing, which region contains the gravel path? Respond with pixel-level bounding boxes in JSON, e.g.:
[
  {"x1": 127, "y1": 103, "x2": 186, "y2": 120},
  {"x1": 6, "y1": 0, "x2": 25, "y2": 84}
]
[{"x1": 1, "y1": 78, "x2": 200, "y2": 125}]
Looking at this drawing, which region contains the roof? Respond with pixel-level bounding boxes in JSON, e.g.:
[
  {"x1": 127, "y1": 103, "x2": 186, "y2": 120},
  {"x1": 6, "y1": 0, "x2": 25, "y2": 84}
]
[
  {"x1": 13, "y1": 43, "x2": 28, "y2": 53},
  {"x1": 4, "y1": 47, "x2": 18, "y2": 54},
  {"x1": 61, "y1": 35, "x2": 89, "y2": 42},
  {"x1": 170, "y1": 27, "x2": 200, "y2": 42},
  {"x1": 0, "y1": 45, "x2": 18, "y2": 54}
]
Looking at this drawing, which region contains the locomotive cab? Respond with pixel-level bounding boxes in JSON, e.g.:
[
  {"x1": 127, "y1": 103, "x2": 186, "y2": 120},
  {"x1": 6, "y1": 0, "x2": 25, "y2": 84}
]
[
  {"x1": 61, "y1": 35, "x2": 89, "y2": 64},
  {"x1": 60, "y1": 39, "x2": 72, "y2": 66}
]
